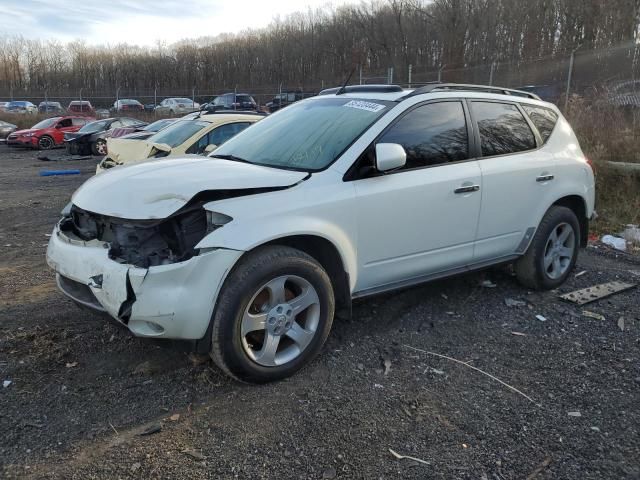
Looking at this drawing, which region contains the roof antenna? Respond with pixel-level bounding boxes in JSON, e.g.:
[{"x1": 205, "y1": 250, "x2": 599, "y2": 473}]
[{"x1": 336, "y1": 67, "x2": 356, "y2": 95}]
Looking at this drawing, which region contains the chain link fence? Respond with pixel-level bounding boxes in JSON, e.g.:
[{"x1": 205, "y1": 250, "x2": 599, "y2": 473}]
[{"x1": 2, "y1": 43, "x2": 639, "y2": 112}]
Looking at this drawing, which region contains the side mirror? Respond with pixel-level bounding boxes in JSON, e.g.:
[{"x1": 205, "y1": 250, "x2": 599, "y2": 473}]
[
  {"x1": 204, "y1": 144, "x2": 218, "y2": 154},
  {"x1": 375, "y1": 143, "x2": 406, "y2": 172}
]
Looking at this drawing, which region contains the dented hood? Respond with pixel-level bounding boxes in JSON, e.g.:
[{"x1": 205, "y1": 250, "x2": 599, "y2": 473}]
[
  {"x1": 72, "y1": 156, "x2": 307, "y2": 219},
  {"x1": 105, "y1": 137, "x2": 154, "y2": 163}
]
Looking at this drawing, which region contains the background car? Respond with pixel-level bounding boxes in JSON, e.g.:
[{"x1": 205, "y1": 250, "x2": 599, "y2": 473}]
[
  {"x1": 64, "y1": 117, "x2": 146, "y2": 156},
  {"x1": 111, "y1": 118, "x2": 177, "y2": 140},
  {"x1": 7, "y1": 116, "x2": 92, "y2": 150},
  {"x1": 266, "y1": 91, "x2": 315, "y2": 112},
  {"x1": 0, "y1": 101, "x2": 9, "y2": 112},
  {"x1": 38, "y1": 101, "x2": 65, "y2": 114},
  {"x1": 205, "y1": 93, "x2": 257, "y2": 112},
  {"x1": 0, "y1": 120, "x2": 17, "y2": 142},
  {"x1": 5, "y1": 101, "x2": 37, "y2": 114},
  {"x1": 95, "y1": 108, "x2": 110, "y2": 119},
  {"x1": 98, "y1": 113, "x2": 260, "y2": 172},
  {"x1": 112, "y1": 99, "x2": 144, "y2": 112},
  {"x1": 67, "y1": 100, "x2": 96, "y2": 117},
  {"x1": 154, "y1": 98, "x2": 200, "y2": 115},
  {"x1": 516, "y1": 85, "x2": 560, "y2": 103},
  {"x1": 144, "y1": 103, "x2": 156, "y2": 112}
]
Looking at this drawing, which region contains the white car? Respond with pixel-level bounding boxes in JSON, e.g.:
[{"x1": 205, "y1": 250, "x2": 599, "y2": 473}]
[
  {"x1": 47, "y1": 83, "x2": 595, "y2": 383},
  {"x1": 154, "y1": 98, "x2": 200, "y2": 115}
]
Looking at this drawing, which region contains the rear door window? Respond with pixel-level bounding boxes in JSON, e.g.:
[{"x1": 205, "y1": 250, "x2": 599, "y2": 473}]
[
  {"x1": 471, "y1": 102, "x2": 536, "y2": 157},
  {"x1": 377, "y1": 101, "x2": 469, "y2": 170},
  {"x1": 522, "y1": 105, "x2": 558, "y2": 143}
]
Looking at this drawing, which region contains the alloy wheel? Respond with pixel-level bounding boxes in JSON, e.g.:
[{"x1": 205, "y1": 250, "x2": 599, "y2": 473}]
[
  {"x1": 543, "y1": 222, "x2": 575, "y2": 280},
  {"x1": 241, "y1": 275, "x2": 320, "y2": 367}
]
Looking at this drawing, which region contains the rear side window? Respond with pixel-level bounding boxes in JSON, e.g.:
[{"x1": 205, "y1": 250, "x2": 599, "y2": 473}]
[
  {"x1": 378, "y1": 101, "x2": 469, "y2": 169},
  {"x1": 471, "y1": 102, "x2": 536, "y2": 157},
  {"x1": 522, "y1": 105, "x2": 558, "y2": 142}
]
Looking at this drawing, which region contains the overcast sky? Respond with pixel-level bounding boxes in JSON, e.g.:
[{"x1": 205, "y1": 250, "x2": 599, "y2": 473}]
[{"x1": 1, "y1": 0, "x2": 358, "y2": 46}]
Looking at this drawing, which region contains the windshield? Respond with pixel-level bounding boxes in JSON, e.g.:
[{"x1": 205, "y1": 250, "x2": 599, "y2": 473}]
[
  {"x1": 148, "y1": 120, "x2": 208, "y2": 147},
  {"x1": 79, "y1": 120, "x2": 109, "y2": 133},
  {"x1": 32, "y1": 118, "x2": 60, "y2": 129},
  {"x1": 143, "y1": 119, "x2": 174, "y2": 131},
  {"x1": 212, "y1": 97, "x2": 392, "y2": 171}
]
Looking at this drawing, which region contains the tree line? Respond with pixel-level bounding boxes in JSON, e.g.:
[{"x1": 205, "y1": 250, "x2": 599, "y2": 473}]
[{"x1": 0, "y1": 0, "x2": 638, "y2": 98}]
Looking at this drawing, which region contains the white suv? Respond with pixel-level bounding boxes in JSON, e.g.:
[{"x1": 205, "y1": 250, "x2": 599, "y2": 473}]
[{"x1": 47, "y1": 84, "x2": 595, "y2": 383}]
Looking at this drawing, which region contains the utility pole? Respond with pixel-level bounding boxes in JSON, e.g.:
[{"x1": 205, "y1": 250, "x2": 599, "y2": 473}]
[{"x1": 564, "y1": 44, "x2": 581, "y2": 111}]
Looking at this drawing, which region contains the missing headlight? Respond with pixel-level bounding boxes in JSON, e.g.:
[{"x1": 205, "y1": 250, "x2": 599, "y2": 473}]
[{"x1": 66, "y1": 205, "x2": 210, "y2": 268}]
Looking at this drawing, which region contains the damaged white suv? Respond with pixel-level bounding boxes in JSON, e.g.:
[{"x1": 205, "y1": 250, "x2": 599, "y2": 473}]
[{"x1": 47, "y1": 84, "x2": 595, "y2": 383}]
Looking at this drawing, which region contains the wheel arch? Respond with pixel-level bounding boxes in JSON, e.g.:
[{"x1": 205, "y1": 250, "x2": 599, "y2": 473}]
[
  {"x1": 551, "y1": 194, "x2": 589, "y2": 247},
  {"x1": 259, "y1": 234, "x2": 352, "y2": 319}
]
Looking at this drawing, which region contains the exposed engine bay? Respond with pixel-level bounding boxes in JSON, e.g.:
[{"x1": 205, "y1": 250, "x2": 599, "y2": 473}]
[{"x1": 61, "y1": 204, "x2": 208, "y2": 268}]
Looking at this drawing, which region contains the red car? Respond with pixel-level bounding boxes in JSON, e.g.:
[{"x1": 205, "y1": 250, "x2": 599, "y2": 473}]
[
  {"x1": 7, "y1": 116, "x2": 94, "y2": 150},
  {"x1": 67, "y1": 101, "x2": 96, "y2": 117}
]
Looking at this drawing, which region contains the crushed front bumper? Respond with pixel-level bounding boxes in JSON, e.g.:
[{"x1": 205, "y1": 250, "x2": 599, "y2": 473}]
[{"x1": 46, "y1": 222, "x2": 243, "y2": 340}]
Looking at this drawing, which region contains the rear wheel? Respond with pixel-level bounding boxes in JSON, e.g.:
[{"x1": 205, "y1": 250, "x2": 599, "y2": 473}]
[
  {"x1": 210, "y1": 246, "x2": 335, "y2": 383},
  {"x1": 37, "y1": 135, "x2": 54, "y2": 150},
  {"x1": 91, "y1": 139, "x2": 107, "y2": 156},
  {"x1": 515, "y1": 206, "x2": 580, "y2": 290}
]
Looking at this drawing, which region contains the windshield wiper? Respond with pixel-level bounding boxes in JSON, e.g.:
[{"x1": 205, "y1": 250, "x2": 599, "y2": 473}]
[{"x1": 210, "y1": 154, "x2": 252, "y2": 164}]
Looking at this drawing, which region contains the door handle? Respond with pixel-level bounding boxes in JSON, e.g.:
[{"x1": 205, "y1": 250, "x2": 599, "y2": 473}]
[
  {"x1": 536, "y1": 174, "x2": 554, "y2": 182},
  {"x1": 454, "y1": 185, "x2": 480, "y2": 194}
]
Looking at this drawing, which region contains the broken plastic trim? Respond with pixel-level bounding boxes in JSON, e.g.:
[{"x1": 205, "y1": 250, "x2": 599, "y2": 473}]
[{"x1": 62, "y1": 183, "x2": 302, "y2": 268}]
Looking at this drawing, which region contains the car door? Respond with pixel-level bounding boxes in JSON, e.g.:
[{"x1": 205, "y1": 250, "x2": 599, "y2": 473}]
[
  {"x1": 349, "y1": 100, "x2": 482, "y2": 292},
  {"x1": 468, "y1": 100, "x2": 556, "y2": 262},
  {"x1": 54, "y1": 118, "x2": 76, "y2": 143}
]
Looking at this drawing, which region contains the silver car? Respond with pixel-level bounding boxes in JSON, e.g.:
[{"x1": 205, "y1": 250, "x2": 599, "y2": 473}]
[
  {"x1": 154, "y1": 97, "x2": 200, "y2": 115},
  {"x1": 0, "y1": 120, "x2": 17, "y2": 142}
]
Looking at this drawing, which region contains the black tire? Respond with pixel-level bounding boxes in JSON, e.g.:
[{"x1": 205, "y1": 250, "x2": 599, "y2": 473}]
[
  {"x1": 210, "y1": 245, "x2": 335, "y2": 383},
  {"x1": 91, "y1": 139, "x2": 107, "y2": 156},
  {"x1": 37, "y1": 135, "x2": 55, "y2": 150},
  {"x1": 515, "y1": 206, "x2": 580, "y2": 290}
]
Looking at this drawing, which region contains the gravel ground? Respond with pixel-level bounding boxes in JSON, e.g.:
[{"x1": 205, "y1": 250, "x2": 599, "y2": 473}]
[{"x1": 0, "y1": 146, "x2": 639, "y2": 479}]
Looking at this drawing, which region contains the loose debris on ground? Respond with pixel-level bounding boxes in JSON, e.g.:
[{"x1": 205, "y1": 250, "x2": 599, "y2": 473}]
[{"x1": 1, "y1": 147, "x2": 639, "y2": 479}]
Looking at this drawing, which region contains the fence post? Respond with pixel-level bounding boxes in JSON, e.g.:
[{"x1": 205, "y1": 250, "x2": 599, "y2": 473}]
[
  {"x1": 154, "y1": 87, "x2": 157, "y2": 116},
  {"x1": 408, "y1": 64, "x2": 412, "y2": 88},
  {"x1": 387, "y1": 67, "x2": 394, "y2": 84},
  {"x1": 359, "y1": 64, "x2": 362, "y2": 85},
  {"x1": 9, "y1": 87, "x2": 13, "y2": 101},
  {"x1": 489, "y1": 61, "x2": 496, "y2": 86},
  {"x1": 564, "y1": 46, "x2": 580, "y2": 111},
  {"x1": 79, "y1": 88, "x2": 83, "y2": 101},
  {"x1": 116, "y1": 86, "x2": 121, "y2": 106},
  {"x1": 437, "y1": 64, "x2": 444, "y2": 83}
]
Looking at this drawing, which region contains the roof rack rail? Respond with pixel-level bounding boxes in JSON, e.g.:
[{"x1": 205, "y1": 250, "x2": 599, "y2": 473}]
[
  {"x1": 402, "y1": 83, "x2": 541, "y2": 100},
  {"x1": 319, "y1": 84, "x2": 404, "y2": 96}
]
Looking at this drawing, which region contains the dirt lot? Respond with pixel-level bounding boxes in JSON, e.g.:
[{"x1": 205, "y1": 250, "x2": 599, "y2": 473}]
[{"x1": 0, "y1": 146, "x2": 639, "y2": 479}]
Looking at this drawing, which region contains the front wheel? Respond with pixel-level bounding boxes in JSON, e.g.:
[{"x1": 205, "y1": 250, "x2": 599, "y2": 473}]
[
  {"x1": 91, "y1": 139, "x2": 107, "y2": 156},
  {"x1": 515, "y1": 206, "x2": 580, "y2": 290},
  {"x1": 210, "y1": 246, "x2": 335, "y2": 383}
]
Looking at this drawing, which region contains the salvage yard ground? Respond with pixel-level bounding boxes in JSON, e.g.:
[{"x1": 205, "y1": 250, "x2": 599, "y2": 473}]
[{"x1": 0, "y1": 146, "x2": 639, "y2": 479}]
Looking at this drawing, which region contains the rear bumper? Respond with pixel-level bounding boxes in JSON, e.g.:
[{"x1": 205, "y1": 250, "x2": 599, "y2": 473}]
[{"x1": 46, "y1": 222, "x2": 243, "y2": 340}]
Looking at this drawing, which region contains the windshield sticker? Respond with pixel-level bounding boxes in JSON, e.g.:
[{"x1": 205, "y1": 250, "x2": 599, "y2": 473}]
[{"x1": 343, "y1": 100, "x2": 386, "y2": 112}]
